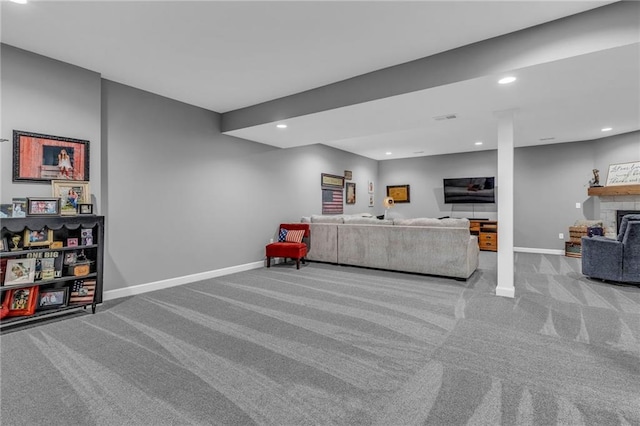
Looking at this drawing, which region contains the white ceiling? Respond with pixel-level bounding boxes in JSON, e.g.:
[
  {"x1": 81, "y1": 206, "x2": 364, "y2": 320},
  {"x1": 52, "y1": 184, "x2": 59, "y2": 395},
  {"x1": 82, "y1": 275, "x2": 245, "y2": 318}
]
[{"x1": 2, "y1": 0, "x2": 638, "y2": 160}]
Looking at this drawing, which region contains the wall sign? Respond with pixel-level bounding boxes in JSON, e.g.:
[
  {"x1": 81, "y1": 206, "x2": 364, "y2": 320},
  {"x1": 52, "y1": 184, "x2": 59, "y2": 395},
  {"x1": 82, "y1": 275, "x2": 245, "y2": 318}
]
[{"x1": 605, "y1": 161, "x2": 640, "y2": 186}]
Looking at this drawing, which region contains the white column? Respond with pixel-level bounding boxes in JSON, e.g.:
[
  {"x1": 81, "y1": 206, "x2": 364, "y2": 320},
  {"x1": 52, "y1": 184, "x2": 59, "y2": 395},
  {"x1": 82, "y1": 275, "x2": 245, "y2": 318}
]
[{"x1": 495, "y1": 110, "x2": 515, "y2": 298}]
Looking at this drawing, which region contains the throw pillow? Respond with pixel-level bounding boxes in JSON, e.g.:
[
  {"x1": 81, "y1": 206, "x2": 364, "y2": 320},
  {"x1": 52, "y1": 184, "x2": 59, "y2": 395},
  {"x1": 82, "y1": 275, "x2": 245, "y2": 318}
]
[
  {"x1": 278, "y1": 228, "x2": 288, "y2": 242},
  {"x1": 285, "y1": 229, "x2": 305, "y2": 243}
]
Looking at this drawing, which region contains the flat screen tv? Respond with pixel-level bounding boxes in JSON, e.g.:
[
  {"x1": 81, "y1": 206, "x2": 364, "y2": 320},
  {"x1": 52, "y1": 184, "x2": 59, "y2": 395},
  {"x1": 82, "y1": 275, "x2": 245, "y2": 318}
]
[{"x1": 443, "y1": 177, "x2": 495, "y2": 204}]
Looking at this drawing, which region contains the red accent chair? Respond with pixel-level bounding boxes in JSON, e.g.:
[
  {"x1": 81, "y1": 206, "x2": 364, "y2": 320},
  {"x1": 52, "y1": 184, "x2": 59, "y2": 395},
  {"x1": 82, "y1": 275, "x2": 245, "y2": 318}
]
[{"x1": 265, "y1": 223, "x2": 310, "y2": 269}]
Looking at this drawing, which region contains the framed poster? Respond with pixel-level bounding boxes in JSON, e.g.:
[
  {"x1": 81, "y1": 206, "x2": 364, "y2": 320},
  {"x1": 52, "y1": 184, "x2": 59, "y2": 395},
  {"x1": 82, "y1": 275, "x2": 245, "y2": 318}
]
[
  {"x1": 386, "y1": 185, "x2": 411, "y2": 203},
  {"x1": 13, "y1": 130, "x2": 90, "y2": 183},
  {"x1": 321, "y1": 173, "x2": 344, "y2": 188}
]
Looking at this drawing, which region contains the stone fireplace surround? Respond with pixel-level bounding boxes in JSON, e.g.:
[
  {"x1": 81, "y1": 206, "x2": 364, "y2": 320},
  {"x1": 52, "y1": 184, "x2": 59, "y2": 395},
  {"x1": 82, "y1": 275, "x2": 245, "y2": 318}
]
[{"x1": 588, "y1": 185, "x2": 640, "y2": 238}]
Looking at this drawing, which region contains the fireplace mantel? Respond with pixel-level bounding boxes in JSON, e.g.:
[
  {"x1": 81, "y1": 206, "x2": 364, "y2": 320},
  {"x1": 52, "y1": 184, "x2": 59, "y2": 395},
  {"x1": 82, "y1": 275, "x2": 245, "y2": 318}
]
[{"x1": 587, "y1": 184, "x2": 640, "y2": 196}]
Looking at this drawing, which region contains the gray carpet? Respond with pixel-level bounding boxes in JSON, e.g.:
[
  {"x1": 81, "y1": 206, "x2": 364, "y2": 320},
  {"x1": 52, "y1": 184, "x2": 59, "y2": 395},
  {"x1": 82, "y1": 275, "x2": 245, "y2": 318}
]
[{"x1": 1, "y1": 253, "x2": 639, "y2": 425}]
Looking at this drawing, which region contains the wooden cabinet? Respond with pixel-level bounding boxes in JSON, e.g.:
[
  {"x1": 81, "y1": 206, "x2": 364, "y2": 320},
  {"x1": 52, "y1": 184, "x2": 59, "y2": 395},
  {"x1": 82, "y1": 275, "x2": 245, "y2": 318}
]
[
  {"x1": 1, "y1": 216, "x2": 104, "y2": 330},
  {"x1": 469, "y1": 220, "x2": 498, "y2": 252}
]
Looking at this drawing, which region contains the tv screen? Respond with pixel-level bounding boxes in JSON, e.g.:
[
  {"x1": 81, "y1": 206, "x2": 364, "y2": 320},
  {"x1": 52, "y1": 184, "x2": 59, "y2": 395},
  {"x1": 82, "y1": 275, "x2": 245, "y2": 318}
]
[{"x1": 443, "y1": 177, "x2": 495, "y2": 204}]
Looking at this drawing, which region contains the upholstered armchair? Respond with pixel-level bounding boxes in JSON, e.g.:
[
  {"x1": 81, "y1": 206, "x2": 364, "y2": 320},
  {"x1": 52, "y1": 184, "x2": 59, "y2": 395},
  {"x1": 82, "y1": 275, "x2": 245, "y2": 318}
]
[
  {"x1": 265, "y1": 223, "x2": 310, "y2": 269},
  {"x1": 581, "y1": 214, "x2": 640, "y2": 283}
]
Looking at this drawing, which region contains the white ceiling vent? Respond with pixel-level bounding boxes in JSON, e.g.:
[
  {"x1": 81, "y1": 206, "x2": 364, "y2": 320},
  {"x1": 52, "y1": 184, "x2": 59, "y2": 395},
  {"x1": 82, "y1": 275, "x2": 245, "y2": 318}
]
[{"x1": 433, "y1": 113, "x2": 458, "y2": 121}]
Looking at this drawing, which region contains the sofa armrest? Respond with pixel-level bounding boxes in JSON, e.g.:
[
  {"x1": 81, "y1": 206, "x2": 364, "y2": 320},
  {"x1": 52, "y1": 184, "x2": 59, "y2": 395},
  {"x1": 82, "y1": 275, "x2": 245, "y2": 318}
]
[{"x1": 581, "y1": 236, "x2": 623, "y2": 281}]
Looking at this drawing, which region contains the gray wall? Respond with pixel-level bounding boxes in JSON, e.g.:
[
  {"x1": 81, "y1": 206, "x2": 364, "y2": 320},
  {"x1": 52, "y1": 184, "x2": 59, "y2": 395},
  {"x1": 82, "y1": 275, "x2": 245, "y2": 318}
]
[
  {"x1": 102, "y1": 80, "x2": 378, "y2": 290},
  {"x1": 1, "y1": 45, "x2": 378, "y2": 292},
  {"x1": 378, "y1": 132, "x2": 640, "y2": 250},
  {"x1": 0, "y1": 45, "x2": 102, "y2": 206}
]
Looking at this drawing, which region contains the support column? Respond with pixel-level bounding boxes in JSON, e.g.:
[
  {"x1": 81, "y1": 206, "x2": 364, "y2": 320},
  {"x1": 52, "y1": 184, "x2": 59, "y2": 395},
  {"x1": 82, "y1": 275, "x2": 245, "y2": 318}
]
[{"x1": 495, "y1": 110, "x2": 515, "y2": 298}]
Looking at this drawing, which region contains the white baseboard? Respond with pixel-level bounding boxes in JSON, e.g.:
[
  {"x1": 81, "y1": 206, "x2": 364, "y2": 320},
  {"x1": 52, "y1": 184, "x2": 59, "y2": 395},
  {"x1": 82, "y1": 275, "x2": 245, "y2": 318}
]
[
  {"x1": 103, "y1": 260, "x2": 265, "y2": 302},
  {"x1": 514, "y1": 247, "x2": 565, "y2": 256}
]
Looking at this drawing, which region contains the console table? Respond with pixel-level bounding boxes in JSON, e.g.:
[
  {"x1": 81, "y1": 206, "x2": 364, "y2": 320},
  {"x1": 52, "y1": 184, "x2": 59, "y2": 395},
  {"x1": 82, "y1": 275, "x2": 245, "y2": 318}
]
[{"x1": 469, "y1": 219, "x2": 498, "y2": 251}]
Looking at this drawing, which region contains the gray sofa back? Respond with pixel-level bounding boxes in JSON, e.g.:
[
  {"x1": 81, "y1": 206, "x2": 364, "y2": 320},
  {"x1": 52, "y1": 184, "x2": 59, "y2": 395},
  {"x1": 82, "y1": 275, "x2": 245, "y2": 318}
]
[{"x1": 306, "y1": 218, "x2": 479, "y2": 280}]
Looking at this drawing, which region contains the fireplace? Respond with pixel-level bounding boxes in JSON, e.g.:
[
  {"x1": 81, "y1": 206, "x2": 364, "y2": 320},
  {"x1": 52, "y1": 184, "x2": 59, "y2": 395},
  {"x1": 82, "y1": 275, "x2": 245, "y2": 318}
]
[{"x1": 616, "y1": 210, "x2": 640, "y2": 234}]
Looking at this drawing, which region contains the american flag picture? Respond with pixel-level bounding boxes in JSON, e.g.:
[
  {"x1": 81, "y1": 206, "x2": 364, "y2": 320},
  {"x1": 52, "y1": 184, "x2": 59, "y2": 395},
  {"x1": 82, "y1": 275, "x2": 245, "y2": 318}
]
[{"x1": 322, "y1": 189, "x2": 343, "y2": 214}]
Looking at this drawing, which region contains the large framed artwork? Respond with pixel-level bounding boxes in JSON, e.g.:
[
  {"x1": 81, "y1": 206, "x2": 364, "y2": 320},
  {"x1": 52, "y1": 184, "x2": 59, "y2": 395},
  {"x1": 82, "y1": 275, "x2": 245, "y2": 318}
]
[{"x1": 13, "y1": 130, "x2": 90, "y2": 183}]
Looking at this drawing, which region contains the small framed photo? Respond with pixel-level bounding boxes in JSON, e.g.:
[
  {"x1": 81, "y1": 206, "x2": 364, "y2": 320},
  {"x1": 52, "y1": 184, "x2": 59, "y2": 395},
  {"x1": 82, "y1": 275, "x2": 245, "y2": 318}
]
[
  {"x1": 4, "y1": 258, "x2": 37, "y2": 286},
  {"x1": 12, "y1": 198, "x2": 27, "y2": 217},
  {"x1": 77, "y1": 203, "x2": 93, "y2": 215},
  {"x1": 0, "y1": 204, "x2": 12, "y2": 218},
  {"x1": 81, "y1": 229, "x2": 93, "y2": 246},
  {"x1": 27, "y1": 197, "x2": 60, "y2": 216},
  {"x1": 344, "y1": 170, "x2": 352, "y2": 180},
  {"x1": 369, "y1": 194, "x2": 374, "y2": 207},
  {"x1": 67, "y1": 238, "x2": 79, "y2": 247},
  {"x1": 6, "y1": 287, "x2": 39, "y2": 317},
  {"x1": 51, "y1": 180, "x2": 90, "y2": 216},
  {"x1": 0, "y1": 237, "x2": 8, "y2": 252},
  {"x1": 24, "y1": 229, "x2": 54, "y2": 248},
  {"x1": 368, "y1": 181, "x2": 374, "y2": 194},
  {"x1": 63, "y1": 251, "x2": 77, "y2": 265},
  {"x1": 37, "y1": 288, "x2": 69, "y2": 310}
]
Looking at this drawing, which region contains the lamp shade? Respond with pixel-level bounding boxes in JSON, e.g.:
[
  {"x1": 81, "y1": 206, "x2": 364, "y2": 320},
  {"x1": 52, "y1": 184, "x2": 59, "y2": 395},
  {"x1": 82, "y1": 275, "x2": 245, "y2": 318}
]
[{"x1": 383, "y1": 196, "x2": 395, "y2": 208}]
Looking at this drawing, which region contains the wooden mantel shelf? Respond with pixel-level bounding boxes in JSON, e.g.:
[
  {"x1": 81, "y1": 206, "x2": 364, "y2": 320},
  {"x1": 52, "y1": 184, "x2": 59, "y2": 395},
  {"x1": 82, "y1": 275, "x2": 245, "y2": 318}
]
[{"x1": 587, "y1": 184, "x2": 640, "y2": 196}]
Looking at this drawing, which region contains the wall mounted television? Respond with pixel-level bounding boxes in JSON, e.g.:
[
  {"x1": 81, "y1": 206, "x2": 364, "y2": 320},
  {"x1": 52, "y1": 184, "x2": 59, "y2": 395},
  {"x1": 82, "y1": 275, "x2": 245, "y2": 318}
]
[{"x1": 443, "y1": 177, "x2": 495, "y2": 204}]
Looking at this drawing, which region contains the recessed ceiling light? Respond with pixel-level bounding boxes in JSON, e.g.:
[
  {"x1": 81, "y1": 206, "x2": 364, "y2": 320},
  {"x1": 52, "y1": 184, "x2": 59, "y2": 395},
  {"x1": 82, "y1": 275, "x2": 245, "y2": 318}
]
[
  {"x1": 276, "y1": 123, "x2": 287, "y2": 129},
  {"x1": 498, "y1": 76, "x2": 516, "y2": 85},
  {"x1": 385, "y1": 152, "x2": 392, "y2": 156},
  {"x1": 601, "y1": 127, "x2": 612, "y2": 132},
  {"x1": 475, "y1": 141, "x2": 483, "y2": 146}
]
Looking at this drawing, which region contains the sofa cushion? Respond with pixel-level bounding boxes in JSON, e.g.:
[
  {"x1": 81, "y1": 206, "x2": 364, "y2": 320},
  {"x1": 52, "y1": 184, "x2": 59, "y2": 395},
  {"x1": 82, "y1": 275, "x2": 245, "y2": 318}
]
[
  {"x1": 278, "y1": 228, "x2": 288, "y2": 242},
  {"x1": 285, "y1": 229, "x2": 305, "y2": 243},
  {"x1": 393, "y1": 217, "x2": 469, "y2": 228},
  {"x1": 343, "y1": 217, "x2": 393, "y2": 225},
  {"x1": 311, "y1": 214, "x2": 345, "y2": 224},
  {"x1": 618, "y1": 214, "x2": 640, "y2": 241}
]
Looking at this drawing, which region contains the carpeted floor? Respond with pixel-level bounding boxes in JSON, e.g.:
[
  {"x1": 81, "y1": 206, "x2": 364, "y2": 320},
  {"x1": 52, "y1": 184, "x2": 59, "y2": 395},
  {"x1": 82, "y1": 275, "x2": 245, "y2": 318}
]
[{"x1": 1, "y1": 252, "x2": 639, "y2": 425}]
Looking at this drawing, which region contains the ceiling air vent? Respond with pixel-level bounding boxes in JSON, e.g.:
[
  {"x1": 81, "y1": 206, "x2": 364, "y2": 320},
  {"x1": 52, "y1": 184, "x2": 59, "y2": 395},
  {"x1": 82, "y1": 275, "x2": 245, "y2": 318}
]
[{"x1": 433, "y1": 114, "x2": 457, "y2": 121}]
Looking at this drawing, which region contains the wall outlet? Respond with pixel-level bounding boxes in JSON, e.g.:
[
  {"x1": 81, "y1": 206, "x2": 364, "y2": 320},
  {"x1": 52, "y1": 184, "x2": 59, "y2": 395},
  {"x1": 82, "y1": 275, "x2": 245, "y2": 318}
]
[
  {"x1": 575, "y1": 202, "x2": 581, "y2": 209},
  {"x1": 559, "y1": 233, "x2": 564, "y2": 239}
]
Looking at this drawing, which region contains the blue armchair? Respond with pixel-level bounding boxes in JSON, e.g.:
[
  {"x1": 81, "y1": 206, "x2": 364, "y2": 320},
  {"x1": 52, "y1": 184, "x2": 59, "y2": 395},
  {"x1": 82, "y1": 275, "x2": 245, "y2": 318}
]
[{"x1": 581, "y1": 214, "x2": 640, "y2": 283}]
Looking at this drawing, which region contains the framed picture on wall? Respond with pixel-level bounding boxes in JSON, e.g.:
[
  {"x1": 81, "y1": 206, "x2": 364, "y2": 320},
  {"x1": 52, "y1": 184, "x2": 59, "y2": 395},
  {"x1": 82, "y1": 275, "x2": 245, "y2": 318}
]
[
  {"x1": 386, "y1": 185, "x2": 411, "y2": 203},
  {"x1": 321, "y1": 173, "x2": 344, "y2": 188},
  {"x1": 346, "y1": 182, "x2": 356, "y2": 204},
  {"x1": 13, "y1": 130, "x2": 90, "y2": 183}
]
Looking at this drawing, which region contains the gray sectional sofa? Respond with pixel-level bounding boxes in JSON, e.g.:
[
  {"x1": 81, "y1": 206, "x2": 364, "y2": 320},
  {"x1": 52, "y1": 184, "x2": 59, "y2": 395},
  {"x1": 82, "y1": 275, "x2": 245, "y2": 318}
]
[{"x1": 301, "y1": 214, "x2": 479, "y2": 280}]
